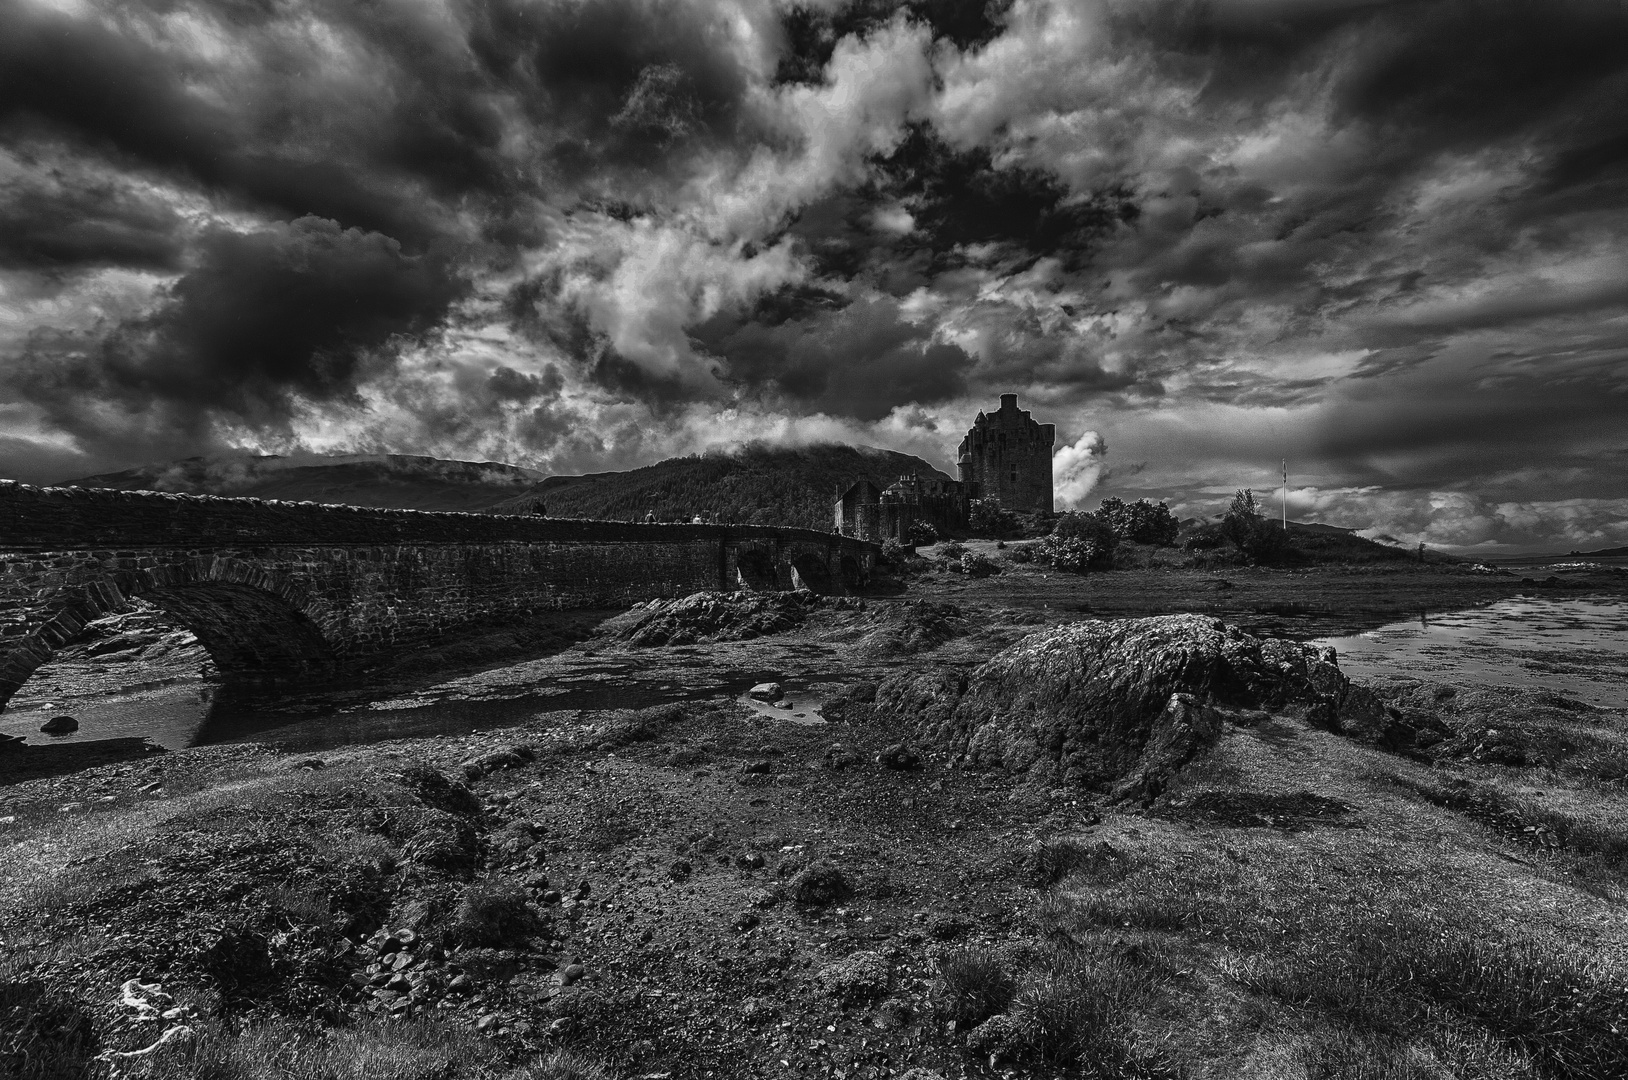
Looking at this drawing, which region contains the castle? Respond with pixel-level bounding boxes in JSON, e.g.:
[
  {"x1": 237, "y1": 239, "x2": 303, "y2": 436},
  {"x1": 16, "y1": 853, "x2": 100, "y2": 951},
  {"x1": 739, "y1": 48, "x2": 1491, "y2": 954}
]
[{"x1": 834, "y1": 394, "x2": 1055, "y2": 542}]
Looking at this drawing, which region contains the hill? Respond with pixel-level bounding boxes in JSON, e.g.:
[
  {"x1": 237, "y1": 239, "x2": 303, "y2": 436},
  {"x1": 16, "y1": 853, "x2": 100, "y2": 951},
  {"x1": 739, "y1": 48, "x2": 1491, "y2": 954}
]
[
  {"x1": 60, "y1": 454, "x2": 545, "y2": 513},
  {"x1": 487, "y1": 444, "x2": 953, "y2": 530}
]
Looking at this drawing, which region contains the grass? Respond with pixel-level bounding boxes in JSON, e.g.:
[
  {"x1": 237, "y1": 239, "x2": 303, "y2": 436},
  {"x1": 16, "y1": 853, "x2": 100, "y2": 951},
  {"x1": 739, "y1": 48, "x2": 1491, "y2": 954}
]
[
  {"x1": 930, "y1": 945, "x2": 1017, "y2": 1026},
  {"x1": 1231, "y1": 919, "x2": 1628, "y2": 1079},
  {"x1": 451, "y1": 884, "x2": 547, "y2": 948},
  {"x1": 114, "y1": 1016, "x2": 500, "y2": 1080}
]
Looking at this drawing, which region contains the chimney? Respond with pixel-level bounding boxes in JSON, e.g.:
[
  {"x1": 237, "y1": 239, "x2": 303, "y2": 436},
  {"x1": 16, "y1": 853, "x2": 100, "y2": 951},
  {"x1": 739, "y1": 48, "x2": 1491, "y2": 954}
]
[{"x1": 1000, "y1": 393, "x2": 1018, "y2": 410}]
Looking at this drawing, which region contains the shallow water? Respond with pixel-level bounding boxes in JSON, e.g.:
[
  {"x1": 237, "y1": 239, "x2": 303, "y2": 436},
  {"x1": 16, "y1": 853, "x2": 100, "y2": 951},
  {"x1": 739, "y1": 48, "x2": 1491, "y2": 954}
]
[
  {"x1": 1312, "y1": 595, "x2": 1628, "y2": 707},
  {"x1": 7, "y1": 594, "x2": 1626, "y2": 756}
]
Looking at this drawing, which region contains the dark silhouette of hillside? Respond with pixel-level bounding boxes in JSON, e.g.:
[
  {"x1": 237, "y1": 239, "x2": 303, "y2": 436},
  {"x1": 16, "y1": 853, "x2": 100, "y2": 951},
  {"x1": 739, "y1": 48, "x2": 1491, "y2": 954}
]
[
  {"x1": 489, "y1": 444, "x2": 952, "y2": 530},
  {"x1": 62, "y1": 454, "x2": 544, "y2": 513}
]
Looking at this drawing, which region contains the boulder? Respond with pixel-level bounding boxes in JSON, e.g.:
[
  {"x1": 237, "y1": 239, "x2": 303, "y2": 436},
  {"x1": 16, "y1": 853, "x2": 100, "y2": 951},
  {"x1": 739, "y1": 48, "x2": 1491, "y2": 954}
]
[
  {"x1": 747, "y1": 682, "x2": 783, "y2": 702},
  {"x1": 40, "y1": 715, "x2": 79, "y2": 734},
  {"x1": 873, "y1": 615, "x2": 1354, "y2": 797}
]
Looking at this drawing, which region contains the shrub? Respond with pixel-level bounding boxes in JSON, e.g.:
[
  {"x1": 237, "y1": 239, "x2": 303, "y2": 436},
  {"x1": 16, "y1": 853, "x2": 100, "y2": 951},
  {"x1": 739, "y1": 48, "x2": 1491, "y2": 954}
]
[
  {"x1": 1097, "y1": 497, "x2": 1179, "y2": 546},
  {"x1": 452, "y1": 885, "x2": 547, "y2": 947},
  {"x1": 1045, "y1": 512, "x2": 1117, "y2": 570},
  {"x1": 970, "y1": 500, "x2": 1022, "y2": 538},
  {"x1": 1180, "y1": 522, "x2": 1226, "y2": 550},
  {"x1": 931, "y1": 946, "x2": 1018, "y2": 1026},
  {"x1": 880, "y1": 538, "x2": 906, "y2": 564},
  {"x1": 961, "y1": 552, "x2": 1000, "y2": 578},
  {"x1": 907, "y1": 520, "x2": 939, "y2": 546},
  {"x1": 1007, "y1": 543, "x2": 1035, "y2": 564},
  {"x1": 1036, "y1": 536, "x2": 1107, "y2": 573}
]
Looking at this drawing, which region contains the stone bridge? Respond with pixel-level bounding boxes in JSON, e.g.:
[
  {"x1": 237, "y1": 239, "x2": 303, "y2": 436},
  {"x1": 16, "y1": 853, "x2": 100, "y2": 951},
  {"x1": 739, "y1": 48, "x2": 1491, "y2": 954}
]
[{"x1": 0, "y1": 481, "x2": 878, "y2": 708}]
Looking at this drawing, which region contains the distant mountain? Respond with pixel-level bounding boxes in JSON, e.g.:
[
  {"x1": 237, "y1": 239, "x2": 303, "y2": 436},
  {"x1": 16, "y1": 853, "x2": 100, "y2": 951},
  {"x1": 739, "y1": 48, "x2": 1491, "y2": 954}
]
[
  {"x1": 1575, "y1": 545, "x2": 1628, "y2": 558},
  {"x1": 486, "y1": 444, "x2": 953, "y2": 531},
  {"x1": 60, "y1": 454, "x2": 545, "y2": 513}
]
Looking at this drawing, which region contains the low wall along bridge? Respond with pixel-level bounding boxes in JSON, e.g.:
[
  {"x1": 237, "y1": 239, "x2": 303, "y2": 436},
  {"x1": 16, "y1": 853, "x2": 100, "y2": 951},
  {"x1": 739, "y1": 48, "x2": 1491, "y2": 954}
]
[{"x1": 0, "y1": 481, "x2": 878, "y2": 709}]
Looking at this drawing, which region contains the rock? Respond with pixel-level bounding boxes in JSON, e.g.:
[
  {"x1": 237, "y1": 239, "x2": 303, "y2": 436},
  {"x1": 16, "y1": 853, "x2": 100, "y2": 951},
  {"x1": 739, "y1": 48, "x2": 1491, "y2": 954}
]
[
  {"x1": 668, "y1": 860, "x2": 693, "y2": 882},
  {"x1": 459, "y1": 749, "x2": 526, "y2": 781},
  {"x1": 1110, "y1": 693, "x2": 1223, "y2": 804},
  {"x1": 736, "y1": 851, "x2": 767, "y2": 869},
  {"x1": 40, "y1": 715, "x2": 78, "y2": 734},
  {"x1": 0, "y1": 733, "x2": 25, "y2": 751},
  {"x1": 620, "y1": 592, "x2": 818, "y2": 647},
  {"x1": 787, "y1": 862, "x2": 851, "y2": 906},
  {"x1": 966, "y1": 1013, "x2": 1030, "y2": 1060},
  {"x1": 877, "y1": 743, "x2": 922, "y2": 771},
  {"x1": 896, "y1": 1069, "x2": 946, "y2": 1080},
  {"x1": 733, "y1": 911, "x2": 762, "y2": 932},
  {"x1": 748, "y1": 682, "x2": 783, "y2": 702},
  {"x1": 816, "y1": 950, "x2": 893, "y2": 1005},
  {"x1": 819, "y1": 681, "x2": 878, "y2": 723},
  {"x1": 824, "y1": 744, "x2": 862, "y2": 770},
  {"x1": 874, "y1": 615, "x2": 1350, "y2": 793},
  {"x1": 554, "y1": 963, "x2": 586, "y2": 986},
  {"x1": 740, "y1": 759, "x2": 776, "y2": 775}
]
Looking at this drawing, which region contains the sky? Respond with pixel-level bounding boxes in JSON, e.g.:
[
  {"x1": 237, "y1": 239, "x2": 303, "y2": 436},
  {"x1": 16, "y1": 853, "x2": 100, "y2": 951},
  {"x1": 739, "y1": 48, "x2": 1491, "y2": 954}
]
[{"x1": 1, "y1": 0, "x2": 1626, "y2": 553}]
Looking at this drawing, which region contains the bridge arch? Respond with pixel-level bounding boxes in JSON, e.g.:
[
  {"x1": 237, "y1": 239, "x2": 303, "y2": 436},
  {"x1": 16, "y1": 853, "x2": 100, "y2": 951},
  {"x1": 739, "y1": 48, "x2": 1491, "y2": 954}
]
[
  {"x1": 0, "y1": 558, "x2": 335, "y2": 712},
  {"x1": 734, "y1": 545, "x2": 780, "y2": 591},
  {"x1": 787, "y1": 550, "x2": 836, "y2": 594}
]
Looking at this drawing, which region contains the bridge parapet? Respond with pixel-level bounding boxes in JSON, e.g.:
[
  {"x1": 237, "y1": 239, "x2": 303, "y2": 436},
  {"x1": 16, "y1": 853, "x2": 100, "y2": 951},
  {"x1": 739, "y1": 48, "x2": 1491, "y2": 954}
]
[{"x1": 0, "y1": 481, "x2": 878, "y2": 709}]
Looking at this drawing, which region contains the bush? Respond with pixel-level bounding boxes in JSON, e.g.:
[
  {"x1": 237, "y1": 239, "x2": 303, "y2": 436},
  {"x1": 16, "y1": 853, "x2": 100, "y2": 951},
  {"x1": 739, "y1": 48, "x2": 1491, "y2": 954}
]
[
  {"x1": 452, "y1": 885, "x2": 547, "y2": 947},
  {"x1": 938, "y1": 541, "x2": 968, "y2": 562},
  {"x1": 1180, "y1": 522, "x2": 1226, "y2": 550},
  {"x1": 970, "y1": 500, "x2": 1022, "y2": 539},
  {"x1": 1096, "y1": 497, "x2": 1179, "y2": 546},
  {"x1": 1035, "y1": 536, "x2": 1107, "y2": 573},
  {"x1": 880, "y1": 538, "x2": 906, "y2": 564},
  {"x1": 1219, "y1": 490, "x2": 1288, "y2": 562},
  {"x1": 961, "y1": 552, "x2": 1000, "y2": 578},
  {"x1": 1007, "y1": 543, "x2": 1035, "y2": 564},
  {"x1": 931, "y1": 946, "x2": 1018, "y2": 1026},
  {"x1": 906, "y1": 520, "x2": 939, "y2": 546}
]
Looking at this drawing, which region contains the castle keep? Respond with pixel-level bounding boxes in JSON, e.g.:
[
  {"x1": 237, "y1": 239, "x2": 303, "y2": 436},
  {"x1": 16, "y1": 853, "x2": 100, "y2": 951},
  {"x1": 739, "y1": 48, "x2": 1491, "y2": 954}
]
[
  {"x1": 957, "y1": 394, "x2": 1056, "y2": 513},
  {"x1": 834, "y1": 394, "x2": 1055, "y2": 542}
]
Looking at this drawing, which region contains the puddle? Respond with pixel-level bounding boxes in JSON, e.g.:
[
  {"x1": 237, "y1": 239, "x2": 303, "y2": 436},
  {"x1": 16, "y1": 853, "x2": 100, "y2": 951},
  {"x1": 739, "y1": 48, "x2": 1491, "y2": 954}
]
[
  {"x1": 1313, "y1": 595, "x2": 1628, "y2": 708},
  {"x1": 737, "y1": 688, "x2": 827, "y2": 726}
]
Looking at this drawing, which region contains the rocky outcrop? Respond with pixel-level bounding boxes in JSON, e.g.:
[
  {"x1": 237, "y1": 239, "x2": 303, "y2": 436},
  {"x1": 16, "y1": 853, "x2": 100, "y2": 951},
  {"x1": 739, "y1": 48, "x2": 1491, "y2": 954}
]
[{"x1": 871, "y1": 615, "x2": 1359, "y2": 798}]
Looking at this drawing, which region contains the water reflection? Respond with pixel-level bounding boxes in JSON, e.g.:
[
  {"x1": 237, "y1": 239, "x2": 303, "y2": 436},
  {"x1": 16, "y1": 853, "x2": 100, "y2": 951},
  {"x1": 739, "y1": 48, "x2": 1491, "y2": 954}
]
[{"x1": 1314, "y1": 595, "x2": 1628, "y2": 707}]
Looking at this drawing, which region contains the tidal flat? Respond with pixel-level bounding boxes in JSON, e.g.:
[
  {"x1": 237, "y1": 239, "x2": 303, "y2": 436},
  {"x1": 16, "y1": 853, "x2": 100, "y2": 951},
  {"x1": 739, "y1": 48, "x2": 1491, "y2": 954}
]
[{"x1": 3, "y1": 555, "x2": 1627, "y2": 1079}]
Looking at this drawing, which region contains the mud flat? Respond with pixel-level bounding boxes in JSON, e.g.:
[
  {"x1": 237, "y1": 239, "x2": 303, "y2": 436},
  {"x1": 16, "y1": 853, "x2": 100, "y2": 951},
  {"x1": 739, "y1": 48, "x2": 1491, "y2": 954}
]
[{"x1": 3, "y1": 559, "x2": 1626, "y2": 1080}]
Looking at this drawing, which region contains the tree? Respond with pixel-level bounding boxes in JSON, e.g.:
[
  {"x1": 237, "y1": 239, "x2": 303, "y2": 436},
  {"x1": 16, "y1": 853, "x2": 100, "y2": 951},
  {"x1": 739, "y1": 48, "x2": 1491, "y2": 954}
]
[{"x1": 1220, "y1": 489, "x2": 1287, "y2": 561}]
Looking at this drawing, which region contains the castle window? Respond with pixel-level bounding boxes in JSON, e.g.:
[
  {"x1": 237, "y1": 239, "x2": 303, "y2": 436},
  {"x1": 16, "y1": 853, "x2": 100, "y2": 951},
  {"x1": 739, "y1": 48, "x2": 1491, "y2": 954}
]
[{"x1": 1009, "y1": 466, "x2": 1020, "y2": 483}]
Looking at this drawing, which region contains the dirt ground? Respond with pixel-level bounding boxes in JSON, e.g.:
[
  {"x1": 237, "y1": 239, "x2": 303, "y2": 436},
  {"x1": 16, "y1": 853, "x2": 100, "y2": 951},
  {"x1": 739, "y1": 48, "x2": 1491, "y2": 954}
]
[{"x1": 2, "y1": 556, "x2": 1626, "y2": 1079}]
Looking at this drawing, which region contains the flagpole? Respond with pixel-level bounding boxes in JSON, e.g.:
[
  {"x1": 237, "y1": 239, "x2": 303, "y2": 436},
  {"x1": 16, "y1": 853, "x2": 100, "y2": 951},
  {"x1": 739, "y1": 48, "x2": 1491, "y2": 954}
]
[{"x1": 1281, "y1": 459, "x2": 1288, "y2": 532}]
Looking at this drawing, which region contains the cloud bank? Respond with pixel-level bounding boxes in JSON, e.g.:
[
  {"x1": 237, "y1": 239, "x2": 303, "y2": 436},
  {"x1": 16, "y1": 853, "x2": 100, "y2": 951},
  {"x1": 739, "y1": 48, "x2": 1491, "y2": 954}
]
[{"x1": 2, "y1": 0, "x2": 1626, "y2": 551}]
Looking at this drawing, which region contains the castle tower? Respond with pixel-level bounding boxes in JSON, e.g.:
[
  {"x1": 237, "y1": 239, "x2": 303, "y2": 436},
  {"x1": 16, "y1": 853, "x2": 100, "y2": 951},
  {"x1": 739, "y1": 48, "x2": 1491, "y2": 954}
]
[{"x1": 956, "y1": 394, "x2": 1056, "y2": 512}]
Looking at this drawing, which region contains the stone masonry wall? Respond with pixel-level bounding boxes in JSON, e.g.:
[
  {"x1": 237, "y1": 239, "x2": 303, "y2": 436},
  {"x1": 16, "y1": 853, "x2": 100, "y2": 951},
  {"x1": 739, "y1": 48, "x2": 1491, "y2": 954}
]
[{"x1": 0, "y1": 481, "x2": 876, "y2": 704}]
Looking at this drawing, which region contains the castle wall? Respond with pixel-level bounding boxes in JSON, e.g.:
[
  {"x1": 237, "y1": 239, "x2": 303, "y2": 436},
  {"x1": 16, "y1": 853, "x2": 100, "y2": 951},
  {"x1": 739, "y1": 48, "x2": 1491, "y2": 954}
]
[{"x1": 957, "y1": 394, "x2": 1056, "y2": 512}]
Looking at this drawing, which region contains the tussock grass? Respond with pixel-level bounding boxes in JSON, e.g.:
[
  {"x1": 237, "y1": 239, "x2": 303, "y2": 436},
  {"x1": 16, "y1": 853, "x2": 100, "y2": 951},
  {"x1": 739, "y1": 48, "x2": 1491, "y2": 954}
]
[
  {"x1": 451, "y1": 883, "x2": 547, "y2": 948},
  {"x1": 930, "y1": 945, "x2": 1017, "y2": 1026},
  {"x1": 1024, "y1": 838, "x2": 1136, "y2": 888}
]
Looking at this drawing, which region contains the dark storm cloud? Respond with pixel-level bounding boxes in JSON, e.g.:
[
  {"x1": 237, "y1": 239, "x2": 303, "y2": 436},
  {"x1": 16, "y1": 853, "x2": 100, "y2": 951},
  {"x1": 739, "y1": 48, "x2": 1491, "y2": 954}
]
[
  {"x1": 0, "y1": 155, "x2": 184, "y2": 272},
  {"x1": 13, "y1": 217, "x2": 463, "y2": 432},
  {"x1": 776, "y1": 0, "x2": 1015, "y2": 84},
  {"x1": 873, "y1": 124, "x2": 1139, "y2": 272},
  {"x1": 691, "y1": 296, "x2": 974, "y2": 420}
]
